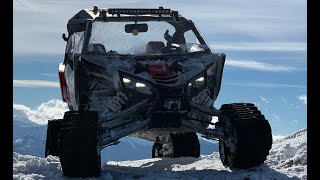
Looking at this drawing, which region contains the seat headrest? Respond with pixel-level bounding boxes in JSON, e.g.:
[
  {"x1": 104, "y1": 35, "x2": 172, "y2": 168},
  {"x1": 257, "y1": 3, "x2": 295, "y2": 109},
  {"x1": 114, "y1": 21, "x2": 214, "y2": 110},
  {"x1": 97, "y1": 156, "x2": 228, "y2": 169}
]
[{"x1": 146, "y1": 41, "x2": 165, "y2": 54}]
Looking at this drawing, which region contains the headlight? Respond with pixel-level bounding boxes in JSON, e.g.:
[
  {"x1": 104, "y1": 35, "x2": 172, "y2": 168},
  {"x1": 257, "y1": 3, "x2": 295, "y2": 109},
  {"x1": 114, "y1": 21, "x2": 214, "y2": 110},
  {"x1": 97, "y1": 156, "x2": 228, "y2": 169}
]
[
  {"x1": 121, "y1": 77, "x2": 152, "y2": 95},
  {"x1": 188, "y1": 76, "x2": 205, "y2": 88},
  {"x1": 122, "y1": 77, "x2": 134, "y2": 88},
  {"x1": 123, "y1": 78, "x2": 132, "y2": 83},
  {"x1": 187, "y1": 76, "x2": 206, "y2": 96},
  {"x1": 195, "y1": 77, "x2": 204, "y2": 82},
  {"x1": 135, "y1": 82, "x2": 146, "y2": 88},
  {"x1": 194, "y1": 76, "x2": 205, "y2": 87}
]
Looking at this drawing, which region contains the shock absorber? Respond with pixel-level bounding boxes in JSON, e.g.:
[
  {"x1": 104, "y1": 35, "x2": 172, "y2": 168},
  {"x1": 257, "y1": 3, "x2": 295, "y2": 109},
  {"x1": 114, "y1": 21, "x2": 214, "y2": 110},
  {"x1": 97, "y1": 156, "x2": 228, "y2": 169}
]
[
  {"x1": 103, "y1": 92, "x2": 129, "y2": 114},
  {"x1": 192, "y1": 89, "x2": 214, "y2": 108}
]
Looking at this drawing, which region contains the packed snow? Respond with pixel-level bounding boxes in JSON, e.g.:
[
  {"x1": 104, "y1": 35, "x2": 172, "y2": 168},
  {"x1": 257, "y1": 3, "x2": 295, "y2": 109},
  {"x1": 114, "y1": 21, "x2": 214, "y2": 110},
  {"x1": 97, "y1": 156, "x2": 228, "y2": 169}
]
[
  {"x1": 13, "y1": 128, "x2": 307, "y2": 180},
  {"x1": 12, "y1": 100, "x2": 307, "y2": 179}
]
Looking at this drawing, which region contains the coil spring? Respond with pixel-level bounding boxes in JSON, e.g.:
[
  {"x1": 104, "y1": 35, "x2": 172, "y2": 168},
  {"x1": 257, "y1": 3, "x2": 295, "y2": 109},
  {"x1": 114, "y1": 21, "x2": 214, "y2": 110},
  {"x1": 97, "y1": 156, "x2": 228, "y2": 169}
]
[
  {"x1": 192, "y1": 89, "x2": 213, "y2": 108},
  {"x1": 105, "y1": 92, "x2": 129, "y2": 113}
]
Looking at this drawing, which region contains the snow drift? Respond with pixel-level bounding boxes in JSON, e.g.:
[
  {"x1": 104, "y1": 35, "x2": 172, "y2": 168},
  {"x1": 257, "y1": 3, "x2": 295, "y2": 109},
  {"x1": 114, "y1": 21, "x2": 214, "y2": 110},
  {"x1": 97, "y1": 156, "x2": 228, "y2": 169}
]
[{"x1": 13, "y1": 128, "x2": 307, "y2": 180}]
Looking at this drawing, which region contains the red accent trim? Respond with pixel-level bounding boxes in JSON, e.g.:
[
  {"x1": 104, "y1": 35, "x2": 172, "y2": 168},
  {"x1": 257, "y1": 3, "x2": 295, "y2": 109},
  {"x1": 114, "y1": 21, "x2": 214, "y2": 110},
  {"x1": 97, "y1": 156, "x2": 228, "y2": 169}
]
[
  {"x1": 58, "y1": 64, "x2": 69, "y2": 102},
  {"x1": 146, "y1": 64, "x2": 178, "y2": 84},
  {"x1": 146, "y1": 64, "x2": 170, "y2": 76}
]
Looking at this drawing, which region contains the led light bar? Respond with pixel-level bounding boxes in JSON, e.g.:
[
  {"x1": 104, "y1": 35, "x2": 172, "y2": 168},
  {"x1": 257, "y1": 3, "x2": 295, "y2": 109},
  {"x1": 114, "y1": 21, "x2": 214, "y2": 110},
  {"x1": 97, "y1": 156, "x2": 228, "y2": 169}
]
[{"x1": 108, "y1": 7, "x2": 171, "y2": 15}]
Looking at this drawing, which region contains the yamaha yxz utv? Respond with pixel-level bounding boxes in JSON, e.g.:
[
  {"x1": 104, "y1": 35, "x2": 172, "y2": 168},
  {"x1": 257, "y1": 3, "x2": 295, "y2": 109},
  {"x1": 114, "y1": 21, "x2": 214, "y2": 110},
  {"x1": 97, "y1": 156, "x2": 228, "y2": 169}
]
[{"x1": 45, "y1": 6, "x2": 272, "y2": 177}]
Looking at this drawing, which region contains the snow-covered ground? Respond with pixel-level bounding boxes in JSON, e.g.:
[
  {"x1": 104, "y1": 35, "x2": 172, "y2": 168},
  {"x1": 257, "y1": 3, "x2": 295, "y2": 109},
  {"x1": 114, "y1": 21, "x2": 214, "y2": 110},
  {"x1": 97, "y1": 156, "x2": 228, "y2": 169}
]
[
  {"x1": 12, "y1": 100, "x2": 307, "y2": 179},
  {"x1": 13, "y1": 128, "x2": 307, "y2": 180}
]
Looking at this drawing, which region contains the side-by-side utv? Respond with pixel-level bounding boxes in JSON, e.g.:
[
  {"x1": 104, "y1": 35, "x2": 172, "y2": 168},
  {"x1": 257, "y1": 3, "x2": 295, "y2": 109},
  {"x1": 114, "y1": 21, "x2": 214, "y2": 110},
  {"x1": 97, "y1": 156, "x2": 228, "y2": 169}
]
[{"x1": 45, "y1": 6, "x2": 272, "y2": 177}]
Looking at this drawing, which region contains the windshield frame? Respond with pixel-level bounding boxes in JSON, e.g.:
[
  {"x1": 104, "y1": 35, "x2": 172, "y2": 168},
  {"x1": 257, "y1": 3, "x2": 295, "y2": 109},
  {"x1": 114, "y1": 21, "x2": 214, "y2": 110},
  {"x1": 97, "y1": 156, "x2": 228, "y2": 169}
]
[{"x1": 81, "y1": 15, "x2": 212, "y2": 56}]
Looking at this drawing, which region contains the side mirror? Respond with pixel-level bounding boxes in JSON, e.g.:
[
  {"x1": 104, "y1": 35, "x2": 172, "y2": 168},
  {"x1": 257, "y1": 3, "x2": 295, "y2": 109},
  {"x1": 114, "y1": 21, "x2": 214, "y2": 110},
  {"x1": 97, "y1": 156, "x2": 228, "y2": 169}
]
[{"x1": 125, "y1": 23, "x2": 148, "y2": 35}]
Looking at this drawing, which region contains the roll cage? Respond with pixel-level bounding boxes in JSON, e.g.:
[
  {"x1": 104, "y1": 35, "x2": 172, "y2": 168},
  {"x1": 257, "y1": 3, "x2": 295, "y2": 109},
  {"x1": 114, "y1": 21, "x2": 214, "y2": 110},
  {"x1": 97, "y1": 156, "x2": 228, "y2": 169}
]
[{"x1": 64, "y1": 6, "x2": 212, "y2": 55}]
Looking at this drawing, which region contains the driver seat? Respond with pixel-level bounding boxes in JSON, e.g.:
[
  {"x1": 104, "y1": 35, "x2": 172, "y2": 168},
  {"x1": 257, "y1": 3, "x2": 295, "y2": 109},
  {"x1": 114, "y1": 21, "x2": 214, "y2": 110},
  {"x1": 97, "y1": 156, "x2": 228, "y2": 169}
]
[{"x1": 146, "y1": 41, "x2": 165, "y2": 54}]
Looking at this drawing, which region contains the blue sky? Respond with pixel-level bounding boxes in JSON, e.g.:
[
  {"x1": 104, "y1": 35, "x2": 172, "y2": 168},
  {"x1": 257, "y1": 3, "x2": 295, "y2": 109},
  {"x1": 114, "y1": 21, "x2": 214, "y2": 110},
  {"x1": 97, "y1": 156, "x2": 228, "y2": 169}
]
[{"x1": 13, "y1": 0, "x2": 306, "y2": 135}]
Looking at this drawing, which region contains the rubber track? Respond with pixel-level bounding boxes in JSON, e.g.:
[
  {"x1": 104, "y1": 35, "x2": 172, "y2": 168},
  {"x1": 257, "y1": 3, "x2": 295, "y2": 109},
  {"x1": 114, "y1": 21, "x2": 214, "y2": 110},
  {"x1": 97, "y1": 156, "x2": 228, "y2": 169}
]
[
  {"x1": 220, "y1": 103, "x2": 272, "y2": 168},
  {"x1": 59, "y1": 111, "x2": 101, "y2": 177}
]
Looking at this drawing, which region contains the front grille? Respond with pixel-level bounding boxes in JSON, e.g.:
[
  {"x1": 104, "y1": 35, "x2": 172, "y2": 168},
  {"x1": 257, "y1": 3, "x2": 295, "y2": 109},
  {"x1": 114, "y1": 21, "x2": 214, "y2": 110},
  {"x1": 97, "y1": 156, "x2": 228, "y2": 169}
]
[
  {"x1": 146, "y1": 64, "x2": 178, "y2": 84},
  {"x1": 151, "y1": 73, "x2": 178, "y2": 84}
]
